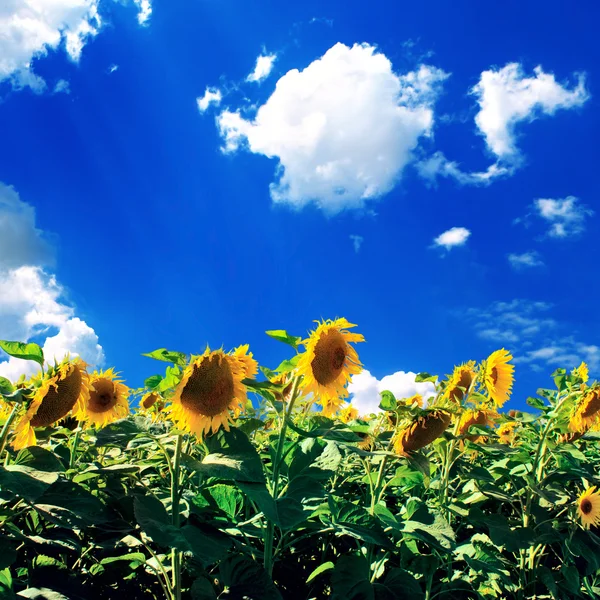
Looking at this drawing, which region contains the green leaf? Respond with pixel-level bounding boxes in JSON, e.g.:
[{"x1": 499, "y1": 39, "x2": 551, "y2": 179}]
[
  {"x1": 537, "y1": 566, "x2": 559, "y2": 600},
  {"x1": 0, "y1": 539, "x2": 17, "y2": 570},
  {"x1": 95, "y1": 419, "x2": 149, "y2": 448},
  {"x1": 265, "y1": 329, "x2": 302, "y2": 348},
  {"x1": 16, "y1": 589, "x2": 69, "y2": 600},
  {"x1": 379, "y1": 569, "x2": 424, "y2": 599},
  {"x1": 190, "y1": 577, "x2": 217, "y2": 600},
  {"x1": 181, "y1": 523, "x2": 232, "y2": 563},
  {"x1": 0, "y1": 341, "x2": 44, "y2": 368},
  {"x1": 143, "y1": 375, "x2": 162, "y2": 389},
  {"x1": 0, "y1": 377, "x2": 14, "y2": 396},
  {"x1": 133, "y1": 495, "x2": 190, "y2": 551},
  {"x1": 99, "y1": 553, "x2": 146, "y2": 567},
  {"x1": 402, "y1": 510, "x2": 456, "y2": 552},
  {"x1": 141, "y1": 348, "x2": 187, "y2": 366},
  {"x1": 331, "y1": 500, "x2": 393, "y2": 548},
  {"x1": 0, "y1": 465, "x2": 59, "y2": 502},
  {"x1": 275, "y1": 354, "x2": 301, "y2": 373},
  {"x1": 207, "y1": 484, "x2": 243, "y2": 519},
  {"x1": 219, "y1": 555, "x2": 282, "y2": 600},
  {"x1": 527, "y1": 396, "x2": 546, "y2": 410},
  {"x1": 379, "y1": 390, "x2": 397, "y2": 411},
  {"x1": 0, "y1": 568, "x2": 14, "y2": 600},
  {"x1": 331, "y1": 555, "x2": 374, "y2": 600},
  {"x1": 14, "y1": 447, "x2": 64, "y2": 473},
  {"x1": 414, "y1": 372, "x2": 437, "y2": 383},
  {"x1": 306, "y1": 561, "x2": 334, "y2": 584}
]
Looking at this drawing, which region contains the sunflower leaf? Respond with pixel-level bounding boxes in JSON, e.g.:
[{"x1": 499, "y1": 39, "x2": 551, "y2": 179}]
[
  {"x1": 265, "y1": 330, "x2": 302, "y2": 348},
  {"x1": 0, "y1": 377, "x2": 14, "y2": 396},
  {"x1": 0, "y1": 340, "x2": 44, "y2": 368},
  {"x1": 141, "y1": 348, "x2": 187, "y2": 367},
  {"x1": 415, "y1": 372, "x2": 437, "y2": 383}
]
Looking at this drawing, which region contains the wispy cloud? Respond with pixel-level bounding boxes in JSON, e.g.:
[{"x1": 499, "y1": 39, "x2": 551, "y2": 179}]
[
  {"x1": 350, "y1": 235, "x2": 363, "y2": 253},
  {"x1": 533, "y1": 196, "x2": 593, "y2": 238},
  {"x1": 246, "y1": 53, "x2": 277, "y2": 83},
  {"x1": 197, "y1": 87, "x2": 223, "y2": 113},
  {"x1": 508, "y1": 251, "x2": 544, "y2": 270}
]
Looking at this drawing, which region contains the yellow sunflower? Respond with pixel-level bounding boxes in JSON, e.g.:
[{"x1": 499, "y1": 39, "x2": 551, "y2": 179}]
[
  {"x1": 169, "y1": 349, "x2": 247, "y2": 437},
  {"x1": 138, "y1": 392, "x2": 165, "y2": 421},
  {"x1": 232, "y1": 344, "x2": 259, "y2": 379},
  {"x1": 497, "y1": 421, "x2": 519, "y2": 445},
  {"x1": 443, "y1": 362, "x2": 476, "y2": 404},
  {"x1": 76, "y1": 369, "x2": 130, "y2": 428},
  {"x1": 457, "y1": 409, "x2": 497, "y2": 442},
  {"x1": 339, "y1": 403, "x2": 359, "y2": 423},
  {"x1": 12, "y1": 357, "x2": 89, "y2": 450},
  {"x1": 297, "y1": 318, "x2": 364, "y2": 416},
  {"x1": 570, "y1": 388, "x2": 600, "y2": 433},
  {"x1": 393, "y1": 410, "x2": 451, "y2": 456},
  {"x1": 404, "y1": 394, "x2": 424, "y2": 408},
  {"x1": 572, "y1": 361, "x2": 589, "y2": 384},
  {"x1": 577, "y1": 487, "x2": 600, "y2": 529},
  {"x1": 483, "y1": 349, "x2": 514, "y2": 407}
]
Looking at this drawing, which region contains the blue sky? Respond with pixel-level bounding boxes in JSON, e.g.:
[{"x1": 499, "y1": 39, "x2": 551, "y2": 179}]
[{"x1": 0, "y1": 0, "x2": 598, "y2": 412}]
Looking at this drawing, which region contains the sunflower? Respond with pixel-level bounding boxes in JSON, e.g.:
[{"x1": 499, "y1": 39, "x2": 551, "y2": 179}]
[
  {"x1": 357, "y1": 434, "x2": 375, "y2": 451},
  {"x1": 75, "y1": 369, "x2": 130, "y2": 428},
  {"x1": 558, "y1": 430, "x2": 585, "y2": 444},
  {"x1": 483, "y1": 349, "x2": 514, "y2": 407},
  {"x1": 170, "y1": 349, "x2": 247, "y2": 437},
  {"x1": 138, "y1": 391, "x2": 165, "y2": 421},
  {"x1": 393, "y1": 410, "x2": 451, "y2": 456},
  {"x1": 577, "y1": 487, "x2": 600, "y2": 529},
  {"x1": 457, "y1": 409, "x2": 497, "y2": 442},
  {"x1": 498, "y1": 421, "x2": 519, "y2": 445},
  {"x1": 404, "y1": 394, "x2": 424, "y2": 408},
  {"x1": 232, "y1": 344, "x2": 258, "y2": 379},
  {"x1": 572, "y1": 361, "x2": 589, "y2": 384},
  {"x1": 339, "y1": 403, "x2": 359, "y2": 423},
  {"x1": 570, "y1": 388, "x2": 600, "y2": 433},
  {"x1": 297, "y1": 318, "x2": 364, "y2": 416},
  {"x1": 270, "y1": 374, "x2": 294, "y2": 403},
  {"x1": 443, "y1": 362, "x2": 476, "y2": 404},
  {"x1": 12, "y1": 357, "x2": 89, "y2": 450}
]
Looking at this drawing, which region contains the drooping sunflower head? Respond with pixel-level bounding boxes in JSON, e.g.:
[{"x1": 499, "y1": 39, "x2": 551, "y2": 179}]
[
  {"x1": 577, "y1": 487, "x2": 600, "y2": 529},
  {"x1": 569, "y1": 388, "x2": 600, "y2": 433},
  {"x1": 170, "y1": 349, "x2": 247, "y2": 437},
  {"x1": 457, "y1": 409, "x2": 497, "y2": 442},
  {"x1": 12, "y1": 357, "x2": 89, "y2": 450},
  {"x1": 338, "y1": 403, "x2": 359, "y2": 423},
  {"x1": 393, "y1": 410, "x2": 451, "y2": 456},
  {"x1": 297, "y1": 318, "x2": 364, "y2": 416},
  {"x1": 76, "y1": 368, "x2": 130, "y2": 428},
  {"x1": 443, "y1": 361, "x2": 476, "y2": 405},
  {"x1": 138, "y1": 391, "x2": 165, "y2": 422},
  {"x1": 270, "y1": 374, "x2": 294, "y2": 403},
  {"x1": 483, "y1": 349, "x2": 514, "y2": 407},
  {"x1": 572, "y1": 361, "x2": 589, "y2": 385},
  {"x1": 232, "y1": 344, "x2": 259, "y2": 380},
  {"x1": 497, "y1": 421, "x2": 519, "y2": 445}
]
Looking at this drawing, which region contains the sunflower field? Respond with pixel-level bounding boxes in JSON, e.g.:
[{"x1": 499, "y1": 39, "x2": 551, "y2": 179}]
[{"x1": 1, "y1": 319, "x2": 600, "y2": 600}]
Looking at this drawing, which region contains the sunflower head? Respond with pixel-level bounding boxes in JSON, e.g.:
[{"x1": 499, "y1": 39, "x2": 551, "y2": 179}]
[
  {"x1": 76, "y1": 369, "x2": 130, "y2": 428},
  {"x1": 558, "y1": 430, "x2": 585, "y2": 444},
  {"x1": 443, "y1": 362, "x2": 476, "y2": 404},
  {"x1": 457, "y1": 409, "x2": 497, "y2": 442},
  {"x1": 483, "y1": 349, "x2": 514, "y2": 407},
  {"x1": 393, "y1": 410, "x2": 451, "y2": 456},
  {"x1": 12, "y1": 357, "x2": 89, "y2": 450},
  {"x1": 570, "y1": 388, "x2": 600, "y2": 433},
  {"x1": 232, "y1": 344, "x2": 258, "y2": 380},
  {"x1": 497, "y1": 421, "x2": 519, "y2": 445},
  {"x1": 170, "y1": 349, "x2": 247, "y2": 437},
  {"x1": 270, "y1": 374, "x2": 294, "y2": 402},
  {"x1": 577, "y1": 487, "x2": 600, "y2": 529},
  {"x1": 297, "y1": 318, "x2": 364, "y2": 416},
  {"x1": 339, "y1": 403, "x2": 359, "y2": 423},
  {"x1": 404, "y1": 394, "x2": 424, "y2": 408},
  {"x1": 572, "y1": 361, "x2": 589, "y2": 385}
]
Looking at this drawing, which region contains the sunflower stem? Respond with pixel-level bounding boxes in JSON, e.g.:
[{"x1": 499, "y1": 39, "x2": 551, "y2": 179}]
[
  {"x1": 0, "y1": 403, "x2": 19, "y2": 458},
  {"x1": 69, "y1": 428, "x2": 82, "y2": 470},
  {"x1": 171, "y1": 434, "x2": 183, "y2": 600},
  {"x1": 264, "y1": 377, "x2": 300, "y2": 578}
]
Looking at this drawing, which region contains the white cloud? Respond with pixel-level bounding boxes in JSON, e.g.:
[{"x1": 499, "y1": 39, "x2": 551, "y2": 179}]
[
  {"x1": 471, "y1": 63, "x2": 589, "y2": 161},
  {"x1": 350, "y1": 234, "x2": 363, "y2": 253},
  {"x1": 0, "y1": 183, "x2": 54, "y2": 270},
  {"x1": 0, "y1": 183, "x2": 104, "y2": 381},
  {"x1": 432, "y1": 226, "x2": 470, "y2": 250},
  {"x1": 533, "y1": 196, "x2": 593, "y2": 238},
  {"x1": 246, "y1": 53, "x2": 277, "y2": 83},
  {"x1": 508, "y1": 251, "x2": 544, "y2": 270},
  {"x1": 197, "y1": 87, "x2": 222, "y2": 113},
  {"x1": 53, "y1": 79, "x2": 70, "y2": 94},
  {"x1": 348, "y1": 369, "x2": 436, "y2": 415},
  {"x1": 217, "y1": 43, "x2": 449, "y2": 213},
  {"x1": 0, "y1": 1, "x2": 150, "y2": 92},
  {"x1": 134, "y1": 0, "x2": 152, "y2": 25},
  {"x1": 108, "y1": 64, "x2": 119, "y2": 74}
]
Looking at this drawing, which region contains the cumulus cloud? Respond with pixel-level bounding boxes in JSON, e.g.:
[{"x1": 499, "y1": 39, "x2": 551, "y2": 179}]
[
  {"x1": 246, "y1": 53, "x2": 277, "y2": 83},
  {"x1": 508, "y1": 251, "x2": 544, "y2": 270},
  {"x1": 471, "y1": 63, "x2": 589, "y2": 161},
  {"x1": 432, "y1": 226, "x2": 470, "y2": 250},
  {"x1": 0, "y1": 1, "x2": 149, "y2": 92},
  {"x1": 217, "y1": 43, "x2": 449, "y2": 213},
  {"x1": 0, "y1": 182, "x2": 104, "y2": 381},
  {"x1": 533, "y1": 196, "x2": 593, "y2": 238},
  {"x1": 348, "y1": 369, "x2": 436, "y2": 415},
  {"x1": 197, "y1": 87, "x2": 222, "y2": 113},
  {"x1": 0, "y1": 183, "x2": 54, "y2": 270}
]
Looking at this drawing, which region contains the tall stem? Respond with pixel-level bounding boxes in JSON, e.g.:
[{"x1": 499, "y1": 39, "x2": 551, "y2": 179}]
[
  {"x1": 171, "y1": 434, "x2": 183, "y2": 600},
  {"x1": 0, "y1": 404, "x2": 19, "y2": 458},
  {"x1": 264, "y1": 377, "x2": 300, "y2": 577},
  {"x1": 69, "y1": 428, "x2": 82, "y2": 470}
]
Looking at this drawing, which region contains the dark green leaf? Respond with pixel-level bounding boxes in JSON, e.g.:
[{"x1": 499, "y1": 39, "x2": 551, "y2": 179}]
[
  {"x1": 14, "y1": 447, "x2": 64, "y2": 473},
  {"x1": 219, "y1": 555, "x2": 282, "y2": 600},
  {"x1": 306, "y1": 561, "x2": 334, "y2": 584},
  {"x1": 143, "y1": 375, "x2": 162, "y2": 390},
  {"x1": 0, "y1": 465, "x2": 59, "y2": 502},
  {"x1": 0, "y1": 377, "x2": 14, "y2": 396},
  {"x1": 133, "y1": 495, "x2": 189, "y2": 551},
  {"x1": 331, "y1": 555, "x2": 373, "y2": 600},
  {"x1": 190, "y1": 577, "x2": 217, "y2": 600}
]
